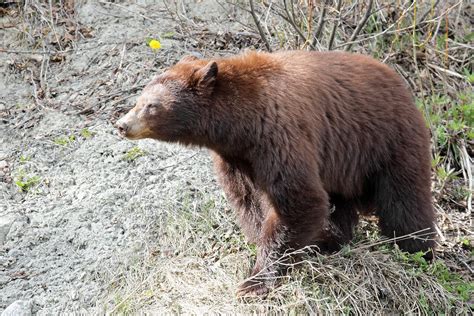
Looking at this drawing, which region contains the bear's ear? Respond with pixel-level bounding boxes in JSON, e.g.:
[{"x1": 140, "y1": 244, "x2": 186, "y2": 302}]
[
  {"x1": 194, "y1": 61, "x2": 218, "y2": 90},
  {"x1": 150, "y1": 73, "x2": 164, "y2": 84},
  {"x1": 179, "y1": 55, "x2": 199, "y2": 63}
]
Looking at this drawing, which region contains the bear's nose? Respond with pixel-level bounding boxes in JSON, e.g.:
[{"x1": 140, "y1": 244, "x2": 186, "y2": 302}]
[{"x1": 116, "y1": 121, "x2": 128, "y2": 135}]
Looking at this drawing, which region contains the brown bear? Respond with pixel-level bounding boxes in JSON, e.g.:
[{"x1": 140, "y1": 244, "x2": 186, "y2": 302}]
[{"x1": 116, "y1": 51, "x2": 436, "y2": 296}]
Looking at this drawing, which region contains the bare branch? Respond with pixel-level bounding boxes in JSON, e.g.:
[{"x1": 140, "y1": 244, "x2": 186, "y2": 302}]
[
  {"x1": 281, "y1": 0, "x2": 315, "y2": 49},
  {"x1": 328, "y1": 0, "x2": 343, "y2": 50},
  {"x1": 311, "y1": 0, "x2": 329, "y2": 48},
  {"x1": 249, "y1": 0, "x2": 272, "y2": 52},
  {"x1": 417, "y1": 0, "x2": 441, "y2": 25},
  {"x1": 344, "y1": 0, "x2": 374, "y2": 51}
]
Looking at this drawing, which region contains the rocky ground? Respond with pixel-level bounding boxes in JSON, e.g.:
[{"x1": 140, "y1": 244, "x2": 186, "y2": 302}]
[{"x1": 0, "y1": 1, "x2": 237, "y2": 313}]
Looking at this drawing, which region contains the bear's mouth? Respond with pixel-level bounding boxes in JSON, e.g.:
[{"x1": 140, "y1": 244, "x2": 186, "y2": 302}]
[
  {"x1": 116, "y1": 125, "x2": 128, "y2": 138},
  {"x1": 115, "y1": 116, "x2": 134, "y2": 138},
  {"x1": 117, "y1": 128, "x2": 153, "y2": 140},
  {"x1": 117, "y1": 129, "x2": 127, "y2": 138}
]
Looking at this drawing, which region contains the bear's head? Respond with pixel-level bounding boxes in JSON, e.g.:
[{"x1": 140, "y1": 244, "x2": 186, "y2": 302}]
[{"x1": 116, "y1": 55, "x2": 218, "y2": 143}]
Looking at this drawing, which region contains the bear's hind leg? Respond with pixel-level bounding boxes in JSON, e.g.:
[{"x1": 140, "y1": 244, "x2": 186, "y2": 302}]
[{"x1": 374, "y1": 161, "x2": 436, "y2": 259}]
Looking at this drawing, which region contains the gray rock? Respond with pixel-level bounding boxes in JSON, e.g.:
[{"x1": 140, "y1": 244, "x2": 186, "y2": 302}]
[
  {"x1": 0, "y1": 160, "x2": 7, "y2": 178},
  {"x1": 0, "y1": 275, "x2": 10, "y2": 285},
  {"x1": 0, "y1": 215, "x2": 14, "y2": 246},
  {"x1": 1, "y1": 300, "x2": 33, "y2": 316}
]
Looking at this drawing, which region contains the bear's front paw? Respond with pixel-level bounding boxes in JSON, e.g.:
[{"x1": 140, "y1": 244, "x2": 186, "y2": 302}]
[{"x1": 236, "y1": 278, "x2": 270, "y2": 298}]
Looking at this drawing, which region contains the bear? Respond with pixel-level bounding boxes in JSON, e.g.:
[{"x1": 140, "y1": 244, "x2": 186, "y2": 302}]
[{"x1": 115, "y1": 50, "x2": 436, "y2": 297}]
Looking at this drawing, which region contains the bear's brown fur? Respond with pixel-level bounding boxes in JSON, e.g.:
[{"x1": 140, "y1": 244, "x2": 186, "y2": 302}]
[{"x1": 116, "y1": 51, "x2": 436, "y2": 296}]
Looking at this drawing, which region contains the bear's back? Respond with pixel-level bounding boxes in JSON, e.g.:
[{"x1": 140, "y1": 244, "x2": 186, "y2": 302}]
[{"x1": 257, "y1": 51, "x2": 429, "y2": 196}]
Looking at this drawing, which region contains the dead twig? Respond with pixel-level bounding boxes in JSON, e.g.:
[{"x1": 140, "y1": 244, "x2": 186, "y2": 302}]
[
  {"x1": 426, "y1": 63, "x2": 465, "y2": 79},
  {"x1": 117, "y1": 43, "x2": 127, "y2": 71},
  {"x1": 281, "y1": 0, "x2": 315, "y2": 49},
  {"x1": 458, "y1": 142, "x2": 473, "y2": 218},
  {"x1": 28, "y1": 69, "x2": 44, "y2": 109},
  {"x1": 249, "y1": 0, "x2": 272, "y2": 52},
  {"x1": 417, "y1": 0, "x2": 441, "y2": 25},
  {"x1": 328, "y1": 0, "x2": 342, "y2": 50},
  {"x1": 344, "y1": 0, "x2": 374, "y2": 51},
  {"x1": 311, "y1": 0, "x2": 328, "y2": 47}
]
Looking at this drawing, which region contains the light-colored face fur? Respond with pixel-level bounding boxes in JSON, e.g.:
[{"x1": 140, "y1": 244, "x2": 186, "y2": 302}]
[{"x1": 116, "y1": 83, "x2": 173, "y2": 140}]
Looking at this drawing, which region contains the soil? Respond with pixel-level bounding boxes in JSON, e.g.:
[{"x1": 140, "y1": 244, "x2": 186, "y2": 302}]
[{"x1": 0, "y1": 1, "x2": 241, "y2": 313}]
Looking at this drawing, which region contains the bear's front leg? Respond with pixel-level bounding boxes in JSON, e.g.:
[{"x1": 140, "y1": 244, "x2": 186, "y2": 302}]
[
  {"x1": 236, "y1": 206, "x2": 288, "y2": 297},
  {"x1": 212, "y1": 153, "x2": 266, "y2": 243},
  {"x1": 237, "y1": 174, "x2": 330, "y2": 297}
]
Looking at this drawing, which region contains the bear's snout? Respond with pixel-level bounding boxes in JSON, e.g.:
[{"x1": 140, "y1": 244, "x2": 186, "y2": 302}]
[
  {"x1": 115, "y1": 120, "x2": 129, "y2": 137},
  {"x1": 114, "y1": 110, "x2": 151, "y2": 140}
]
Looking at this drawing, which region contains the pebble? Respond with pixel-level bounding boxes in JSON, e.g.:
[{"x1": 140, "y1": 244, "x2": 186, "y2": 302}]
[
  {"x1": 0, "y1": 160, "x2": 7, "y2": 177},
  {"x1": 1, "y1": 300, "x2": 33, "y2": 316},
  {"x1": 0, "y1": 160, "x2": 7, "y2": 169},
  {"x1": 0, "y1": 215, "x2": 15, "y2": 246},
  {"x1": 0, "y1": 275, "x2": 10, "y2": 285}
]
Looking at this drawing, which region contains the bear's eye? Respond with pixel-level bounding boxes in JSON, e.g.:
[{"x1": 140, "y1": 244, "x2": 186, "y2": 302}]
[
  {"x1": 145, "y1": 103, "x2": 158, "y2": 109},
  {"x1": 145, "y1": 103, "x2": 161, "y2": 113}
]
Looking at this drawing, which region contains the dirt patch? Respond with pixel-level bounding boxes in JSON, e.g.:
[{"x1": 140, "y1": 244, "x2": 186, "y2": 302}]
[{"x1": 0, "y1": 1, "x2": 230, "y2": 313}]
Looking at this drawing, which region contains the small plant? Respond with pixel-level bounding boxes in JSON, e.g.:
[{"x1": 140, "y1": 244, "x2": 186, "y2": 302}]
[
  {"x1": 80, "y1": 128, "x2": 94, "y2": 139},
  {"x1": 460, "y1": 238, "x2": 472, "y2": 251},
  {"x1": 54, "y1": 134, "x2": 76, "y2": 146},
  {"x1": 418, "y1": 292, "x2": 431, "y2": 314},
  {"x1": 123, "y1": 146, "x2": 147, "y2": 161},
  {"x1": 462, "y1": 69, "x2": 474, "y2": 84},
  {"x1": 14, "y1": 168, "x2": 41, "y2": 192},
  {"x1": 421, "y1": 91, "x2": 474, "y2": 149},
  {"x1": 161, "y1": 32, "x2": 175, "y2": 39},
  {"x1": 19, "y1": 155, "x2": 30, "y2": 163},
  {"x1": 396, "y1": 250, "x2": 474, "y2": 303},
  {"x1": 113, "y1": 294, "x2": 131, "y2": 314},
  {"x1": 16, "y1": 103, "x2": 34, "y2": 110},
  {"x1": 428, "y1": 261, "x2": 473, "y2": 302}
]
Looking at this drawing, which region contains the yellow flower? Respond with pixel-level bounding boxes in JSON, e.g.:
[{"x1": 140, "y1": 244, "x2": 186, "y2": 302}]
[{"x1": 149, "y1": 39, "x2": 161, "y2": 50}]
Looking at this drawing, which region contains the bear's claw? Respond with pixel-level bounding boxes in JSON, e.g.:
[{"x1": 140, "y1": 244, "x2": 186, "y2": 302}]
[{"x1": 236, "y1": 279, "x2": 270, "y2": 298}]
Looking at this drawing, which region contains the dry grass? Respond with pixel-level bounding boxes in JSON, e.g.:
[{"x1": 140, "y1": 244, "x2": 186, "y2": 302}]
[
  {"x1": 1, "y1": 0, "x2": 472, "y2": 314},
  {"x1": 99, "y1": 193, "x2": 471, "y2": 314}
]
